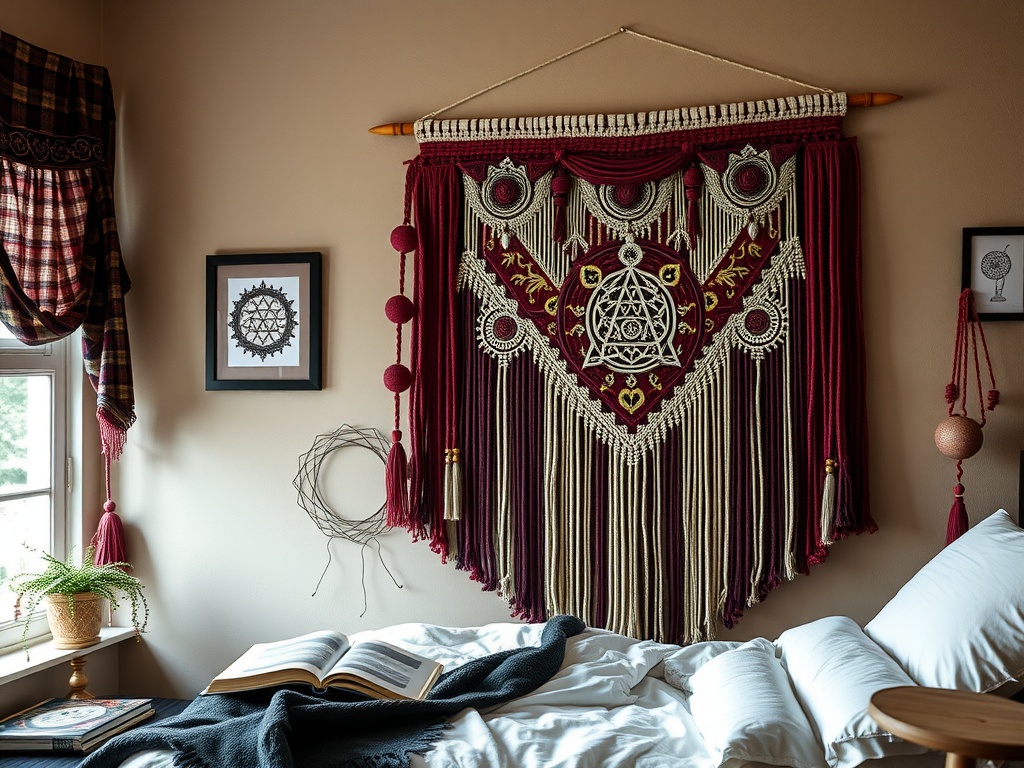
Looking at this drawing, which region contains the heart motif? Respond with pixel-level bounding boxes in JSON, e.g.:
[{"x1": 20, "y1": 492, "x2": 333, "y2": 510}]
[{"x1": 618, "y1": 388, "x2": 645, "y2": 415}]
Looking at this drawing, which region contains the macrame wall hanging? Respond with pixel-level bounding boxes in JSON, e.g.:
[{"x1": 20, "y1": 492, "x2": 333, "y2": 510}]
[
  {"x1": 377, "y1": 28, "x2": 897, "y2": 643},
  {"x1": 934, "y1": 288, "x2": 998, "y2": 545}
]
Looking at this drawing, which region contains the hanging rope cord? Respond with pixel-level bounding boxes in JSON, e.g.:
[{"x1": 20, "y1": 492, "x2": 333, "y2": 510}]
[
  {"x1": 945, "y1": 289, "x2": 999, "y2": 481},
  {"x1": 293, "y1": 425, "x2": 403, "y2": 615},
  {"x1": 421, "y1": 27, "x2": 832, "y2": 121}
]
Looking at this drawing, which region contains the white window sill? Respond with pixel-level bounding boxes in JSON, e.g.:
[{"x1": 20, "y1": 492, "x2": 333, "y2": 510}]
[{"x1": 0, "y1": 626, "x2": 137, "y2": 687}]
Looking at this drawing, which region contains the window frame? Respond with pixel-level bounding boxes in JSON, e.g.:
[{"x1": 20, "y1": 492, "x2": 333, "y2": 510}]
[{"x1": 0, "y1": 334, "x2": 72, "y2": 653}]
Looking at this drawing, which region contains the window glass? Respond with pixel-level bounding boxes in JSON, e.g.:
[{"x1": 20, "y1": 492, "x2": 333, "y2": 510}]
[{"x1": 0, "y1": 330, "x2": 68, "y2": 645}]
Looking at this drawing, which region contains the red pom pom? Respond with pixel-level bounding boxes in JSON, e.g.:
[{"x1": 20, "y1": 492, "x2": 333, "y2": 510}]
[
  {"x1": 383, "y1": 363, "x2": 413, "y2": 393},
  {"x1": 551, "y1": 173, "x2": 570, "y2": 195},
  {"x1": 103, "y1": 500, "x2": 116, "y2": 513},
  {"x1": 390, "y1": 225, "x2": 418, "y2": 254},
  {"x1": 385, "y1": 294, "x2": 415, "y2": 324},
  {"x1": 684, "y1": 165, "x2": 703, "y2": 186}
]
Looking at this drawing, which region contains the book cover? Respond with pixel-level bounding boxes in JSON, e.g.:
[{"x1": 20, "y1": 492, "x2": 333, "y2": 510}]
[{"x1": 0, "y1": 698, "x2": 153, "y2": 751}]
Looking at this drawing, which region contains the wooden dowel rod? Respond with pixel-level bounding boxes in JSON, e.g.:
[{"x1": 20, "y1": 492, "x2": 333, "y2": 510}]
[
  {"x1": 368, "y1": 92, "x2": 902, "y2": 135},
  {"x1": 847, "y1": 91, "x2": 902, "y2": 107}
]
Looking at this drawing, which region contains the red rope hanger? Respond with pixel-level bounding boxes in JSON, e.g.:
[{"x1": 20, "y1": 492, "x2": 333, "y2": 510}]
[{"x1": 933, "y1": 288, "x2": 998, "y2": 545}]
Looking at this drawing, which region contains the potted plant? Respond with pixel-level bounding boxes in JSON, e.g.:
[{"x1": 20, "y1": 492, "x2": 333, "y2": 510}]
[{"x1": 5, "y1": 545, "x2": 148, "y2": 659}]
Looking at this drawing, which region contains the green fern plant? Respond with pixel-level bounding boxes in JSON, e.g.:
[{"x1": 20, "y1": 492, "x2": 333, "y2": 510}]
[{"x1": 5, "y1": 545, "x2": 148, "y2": 657}]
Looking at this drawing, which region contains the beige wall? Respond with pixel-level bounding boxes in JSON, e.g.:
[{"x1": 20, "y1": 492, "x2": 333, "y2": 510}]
[{"x1": 3, "y1": 1, "x2": 1024, "y2": 700}]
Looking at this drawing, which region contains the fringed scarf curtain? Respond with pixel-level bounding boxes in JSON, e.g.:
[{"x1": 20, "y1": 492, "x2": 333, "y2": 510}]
[
  {"x1": 390, "y1": 93, "x2": 872, "y2": 643},
  {"x1": 0, "y1": 32, "x2": 135, "y2": 458}
]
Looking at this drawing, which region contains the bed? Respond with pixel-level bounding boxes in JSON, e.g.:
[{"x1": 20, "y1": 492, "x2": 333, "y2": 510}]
[{"x1": 85, "y1": 509, "x2": 1024, "y2": 768}]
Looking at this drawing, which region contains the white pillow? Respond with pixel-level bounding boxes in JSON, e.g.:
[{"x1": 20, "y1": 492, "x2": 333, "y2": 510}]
[
  {"x1": 776, "y1": 616, "x2": 928, "y2": 768},
  {"x1": 688, "y1": 637, "x2": 827, "y2": 768},
  {"x1": 864, "y1": 509, "x2": 1024, "y2": 693},
  {"x1": 663, "y1": 639, "x2": 741, "y2": 696}
]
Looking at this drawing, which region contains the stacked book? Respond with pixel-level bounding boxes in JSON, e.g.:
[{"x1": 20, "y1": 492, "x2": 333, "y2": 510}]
[{"x1": 0, "y1": 697, "x2": 153, "y2": 753}]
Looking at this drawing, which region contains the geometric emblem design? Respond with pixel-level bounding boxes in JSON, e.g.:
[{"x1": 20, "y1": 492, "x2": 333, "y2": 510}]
[
  {"x1": 229, "y1": 280, "x2": 297, "y2": 360},
  {"x1": 582, "y1": 240, "x2": 681, "y2": 373},
  {"x1": 470, "y1": 195, "x2": 783, "y2": 433}
]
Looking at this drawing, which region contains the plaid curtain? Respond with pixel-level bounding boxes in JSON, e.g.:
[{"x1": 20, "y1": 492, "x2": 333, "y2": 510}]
[{"x1": 0, "y1": 31, "x2": 134, "y2": 459}]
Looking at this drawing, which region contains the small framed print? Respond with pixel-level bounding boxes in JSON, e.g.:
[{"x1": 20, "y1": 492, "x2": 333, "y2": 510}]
[
  {"x1": 962, "y1": 227, "x2": 1024, "y2": 320},
  {"x1": 206, "y1": 252, "x2": 322, "y2": 390}
]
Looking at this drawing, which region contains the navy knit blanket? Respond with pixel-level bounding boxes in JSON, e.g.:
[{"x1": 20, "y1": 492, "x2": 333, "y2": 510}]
[{"x1": 80, "y1": 615, "x2": 586, "y2": 768}]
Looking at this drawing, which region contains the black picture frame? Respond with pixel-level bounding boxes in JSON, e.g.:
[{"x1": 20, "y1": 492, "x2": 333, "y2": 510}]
[
  {"x1": 962, "y1": 227, "x2": 1024, "y2": 320},
  {"x1": 206, "y1": 252, "x2": 322, "y2": 390}
]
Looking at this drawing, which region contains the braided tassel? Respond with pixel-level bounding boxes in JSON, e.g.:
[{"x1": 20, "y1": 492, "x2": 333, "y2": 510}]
[
  {"x1": 820, "y1": 458, "x2": 837, "y2": 547},
  {"x1": 443, "y1": 448, "x2": 463, "y2": 521}
]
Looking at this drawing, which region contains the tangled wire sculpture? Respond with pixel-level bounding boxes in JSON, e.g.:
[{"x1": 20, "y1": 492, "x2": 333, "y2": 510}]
[{"x1": 293, "y1": 424, "x2": 401, "y2": 610}]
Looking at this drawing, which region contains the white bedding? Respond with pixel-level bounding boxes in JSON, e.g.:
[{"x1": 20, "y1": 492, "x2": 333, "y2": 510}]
[
  {"x1": 117, "y1": 510, "x2": 1024, "y2": 768},
  {"x1": 121, "y1": 621, "x2": 714, "y2": 768}
]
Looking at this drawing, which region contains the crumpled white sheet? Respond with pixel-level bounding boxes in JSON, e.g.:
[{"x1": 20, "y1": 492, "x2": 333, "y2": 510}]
[{"x1": 120, "y1": 620, "x2": 716, "y2": 768}]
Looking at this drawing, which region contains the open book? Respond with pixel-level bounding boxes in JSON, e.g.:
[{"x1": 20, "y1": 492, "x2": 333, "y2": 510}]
[{"x1": 202, "y1": 630, "x2": 443, "y2": 701}]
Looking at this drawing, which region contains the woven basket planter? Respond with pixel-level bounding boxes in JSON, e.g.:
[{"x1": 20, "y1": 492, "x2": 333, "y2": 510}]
[{"x1": 45, "y1": 592, "x2": 103, "y2": 650}]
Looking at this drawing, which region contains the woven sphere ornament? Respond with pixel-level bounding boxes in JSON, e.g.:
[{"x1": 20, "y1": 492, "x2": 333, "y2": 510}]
[
  {"x1": 385, "y1": 294, "x2": 415, "y2": 325},
  {"x1": 934, "y1": 414, "x2": 983, "y2": 460},
  {"x1": 383, "y1": 363, "x2": 412, "y2": 393},
  {"x1": 390, "y1": 224, "x2": 418, "y2": 254}
]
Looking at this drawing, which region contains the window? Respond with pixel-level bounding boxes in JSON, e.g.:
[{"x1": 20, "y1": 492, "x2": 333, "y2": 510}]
[{"x1": 0, "y1": 325, "x2": 69, "y2": 651}]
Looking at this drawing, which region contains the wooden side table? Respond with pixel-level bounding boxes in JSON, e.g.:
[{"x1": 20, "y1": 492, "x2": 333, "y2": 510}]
[{"x1": 869, "y1": 686, "x2": 1024, "y2": 768}]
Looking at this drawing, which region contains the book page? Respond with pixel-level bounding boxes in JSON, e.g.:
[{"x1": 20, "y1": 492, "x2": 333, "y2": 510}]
[
  {"x1": 214, "y1": 630, "x2": 350, "y2": 683},
  {"x1": 327, "y1": 639, "x2": 440, "y2": 698}
]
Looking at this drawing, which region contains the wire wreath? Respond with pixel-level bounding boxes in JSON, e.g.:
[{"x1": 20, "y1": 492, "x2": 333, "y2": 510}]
[{"x1": 293, "y1": 424, "x2": 402, "y2": 612}]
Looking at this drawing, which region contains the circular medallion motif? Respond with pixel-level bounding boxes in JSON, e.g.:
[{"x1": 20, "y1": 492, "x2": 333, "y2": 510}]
[
  {"x1": 481, "y1": 159, "x2": 533, "y2": 219},
  {"x1": 230, "y1": 280, "x2": 297, "y2": 361},
  {"x1": 737, "y1": 301, "x2": 785, "y2": 354},
  {"x1": 723, "y1": 148, "x2": 778, "y2": 208},
  {"x1": 597, "y1": 181, "x2": 658, "y2": 221},
  {"x1": 479, "y1": 307, "x2": 526, "y2": 359}
]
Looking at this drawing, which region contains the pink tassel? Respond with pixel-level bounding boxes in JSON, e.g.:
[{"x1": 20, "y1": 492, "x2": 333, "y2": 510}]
[
  {"x1": 385, "y1": 429, "x2": 410, "y2": 528},
  {"x1": 945, "y1": 483, "x2": 968, "y2": 546},
  {"x1": 92, "y1": 499, "x2": 126, "y2": 566},
  {"x1": 92, "y1": 452, "x2": 127, "y2": 566}
]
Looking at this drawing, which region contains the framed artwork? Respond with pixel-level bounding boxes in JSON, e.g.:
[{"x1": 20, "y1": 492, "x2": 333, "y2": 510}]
[
  {"x1": 962, "y1": 227, "x2": 1024, "y2": 320},
  {"x1": 206, "y1": 252, "x2": 322, "y2": 390}
]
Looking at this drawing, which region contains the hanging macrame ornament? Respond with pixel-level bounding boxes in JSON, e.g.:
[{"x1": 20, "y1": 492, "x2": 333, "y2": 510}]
[
  {"x1": 383, "y1": 222, "x2": 417, "y2": 529},
  {"x1": 936, "y1": 288, "x2": 998, "y2": 545}
]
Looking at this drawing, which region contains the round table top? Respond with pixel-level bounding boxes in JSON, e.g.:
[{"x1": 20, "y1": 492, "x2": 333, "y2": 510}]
[{"x1": 869, "y1": 686, "x2": 1024, "y2": 759}]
